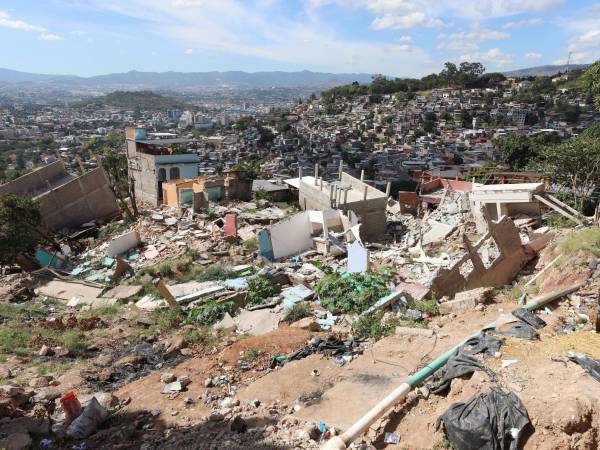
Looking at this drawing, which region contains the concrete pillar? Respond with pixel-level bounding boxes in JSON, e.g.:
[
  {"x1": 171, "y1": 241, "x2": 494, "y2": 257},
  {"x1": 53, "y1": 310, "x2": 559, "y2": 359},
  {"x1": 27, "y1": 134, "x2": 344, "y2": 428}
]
[
  {"x1": 299, "y1": 166, "x2": 303, "y2": 182},
  {"x1": 333, "y1": 185, "x2": 338, "y2": 207},
  {"x1": 363, "y1": 185, "x2": 368, "y2": 201},
  {"x1": 385, "y1": 181, "x2": 391, "y2": 197},
  {"x1": 343, "y1": 189, "x2": 348, "y2": 204},
  {"x1": 320, "y1": 177, "x2": 323, "y2": 191},
  {"x1": 338, "y1": 160, "x2": 343, "y2": 180},
  {"x1": 314, "y1": 164, "x2": 319, "y2": 185},
  {"x1": 496, "y1": 202, "x2": 502, "y2": 219},
  {"x1": 329, "y1": 185, "x2": 334, "y2": 204},
  {"x1": 360, "y1": 170, "x2": 365, "y2": 182}
]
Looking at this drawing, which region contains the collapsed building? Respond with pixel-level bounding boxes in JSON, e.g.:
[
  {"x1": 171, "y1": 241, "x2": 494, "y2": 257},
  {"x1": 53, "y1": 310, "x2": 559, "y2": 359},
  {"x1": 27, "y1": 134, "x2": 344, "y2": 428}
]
[
  {"x1": 285, "y1": 165, "x2": 388, "y2": 241},
  {"x1": 0, "y1": 160, "x2": 119, "y2": 231}
]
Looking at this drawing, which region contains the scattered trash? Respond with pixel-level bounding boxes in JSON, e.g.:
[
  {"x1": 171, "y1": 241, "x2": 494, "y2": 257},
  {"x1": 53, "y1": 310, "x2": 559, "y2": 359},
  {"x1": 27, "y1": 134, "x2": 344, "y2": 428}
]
[
  {"x1": 384, "y1": 432, "x2": 401, "y2": 444},
  {"x1": 568, "y1": 352, "x2": 600, "y2": 382}
]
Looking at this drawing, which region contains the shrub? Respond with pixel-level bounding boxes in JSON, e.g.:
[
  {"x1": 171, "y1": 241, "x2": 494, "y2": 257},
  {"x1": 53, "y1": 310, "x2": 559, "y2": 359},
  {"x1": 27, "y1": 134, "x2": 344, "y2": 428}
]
[
  {"x1": 150, "y1": 308, "x2": 185, "y2": 331},
  {"x1": 0, "y1": 327, "x2": 30, "y2": 355},
  {"x1": 246, "y1": 276, "x2": 278, "y2": 306},
  {"x1": 411, "y1": 298, "x2": 439, "y2": 316},
  {"x1": 353, "y1": 311, "x2": 399, "y2": 341},
  {"x1": 186, "y1": 301, "x2": 234, "y2": 326},
  {"x1": 315, "y1": 271, "x2": 390, "y2": 314},
  {"x1": 182, "y1": 327, "x2": 216, "y2": 347},
  {"x1": 283, "y1": 304, "x2": 311, "y2": 324},
  {"x1": 559, "y1": 228, "x2": 600, "y2": 257}
]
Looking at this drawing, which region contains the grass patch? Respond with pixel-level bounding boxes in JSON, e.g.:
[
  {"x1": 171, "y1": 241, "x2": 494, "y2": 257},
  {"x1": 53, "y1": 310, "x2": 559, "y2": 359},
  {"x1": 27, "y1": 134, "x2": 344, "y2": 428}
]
[
  {"x1": 242, "y1": 238, "x2": 258, "y2": 252},
  {"x1": 410, "y1": 298, "x2": 439, "y2": 316},
  {"x1": 38, "y1": 329, "x2": 88, "y2": 355},
  {"x1": 244, "y1": 345, "x2": 261, "y2": 362},
  {"x1": 186, "y1": 301, "x2": 234, "y2": 326},
  {"x1": 35, "y1": 362, "x2": 71, "y2": 377},
  {"x1": 283, "y1": 304, "x2": 311, "y2": 324},
  {"x1": 150, "y1": 308, "x2": 185, "y2": 332},
  {"x1": 0, "y1": 327, "x2": 31, "y2": 356},
  {"x1": 559, "y1": 228, "x2": 600, "y2": 257},
  {"x1": 353, "y1": 311, "x2": 399, "y2": 341},
  {"x1": 78, "y1": 304, "x2": 119, "y2": 319},
  {"x1": 0, "y1": 303, "x2": 45, "y2": 321},
  {"x1": 430, "y1": 437, "x2": 457, "y2": 450},
  {"x1": 182, "y1": 327, "x2": 217, "y2": 347},
  {"x1": 544, "y1": 213, "x2": 578, "y2": 229},
  {"x1": 246, "y1": 276, "x2": 278, "y2": 306}
]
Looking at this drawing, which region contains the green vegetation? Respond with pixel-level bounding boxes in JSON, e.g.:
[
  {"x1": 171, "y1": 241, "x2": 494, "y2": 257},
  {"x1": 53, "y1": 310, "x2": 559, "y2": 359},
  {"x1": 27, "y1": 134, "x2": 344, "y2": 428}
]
[
  {"x1": 558, "y1": 228, "x2": 600, "y2": 257},
  {"x1": 0, "y1": 327, "x2": 30, "y2": 356},
  {"x1": 89, "y1": 91, "x2": 184, "y2": 110},
  {"x1": 246, "y1": 276, "x2": 278, "y2": 306},
  {"x1": 186, "y1": 301, "x2": 234, "y2": 326},
  {"x1": 581, "y1": 60, "x2": 600, "y2": 110},
  {"x1": 182, "y1": 327, "x2": 217, "y2": 347},
  {"x1": 411, "y1": 298, "x2": 439, "y2": 316},
  {"x1": 0, "y1": 303, "x2": 45, "y2": 321},
  {"x1": 431, "y1": 437, "x2": 457, "y2": 450},
  {"x1": 243, "y1": 237, "x2": 258, "y2": 252},
  {"x1": 150, "y1": 308, "x2": 185, "y2": 332},
  {"x1": 353, "y1": 311, "x2": 399, "y2": 341},
  {"x1": 315, "y1": 270, "x2": 391, "y2": 314},
  {"x1": 544, "y1": 213, "x2": 578, "y2": 229},
  {"x1": 283, "y1": 304, "x2": 311, "y2": 324},
  {"x1": 0, "y1": 194, "x2": 58, "y2": 265},
  {"x1": 78, "y1": 304, "x2": 119, "y2": 319}
]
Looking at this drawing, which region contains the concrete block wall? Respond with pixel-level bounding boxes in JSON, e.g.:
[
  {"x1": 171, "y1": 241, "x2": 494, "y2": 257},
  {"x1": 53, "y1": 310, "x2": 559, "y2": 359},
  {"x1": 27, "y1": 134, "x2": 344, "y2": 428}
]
[
  {"x1": 39, "y1": 168, "x2": 120, "y2": 231},
  {"x1": 0, "y1": 161, "x2": 67, "y2": 197}
]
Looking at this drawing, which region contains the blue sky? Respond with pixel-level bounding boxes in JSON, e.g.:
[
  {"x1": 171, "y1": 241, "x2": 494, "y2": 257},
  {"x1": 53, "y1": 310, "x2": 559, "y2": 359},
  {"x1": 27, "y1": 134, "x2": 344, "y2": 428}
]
[{"x1": 1, "y1": 0, "x2": 600, "y2": 77}]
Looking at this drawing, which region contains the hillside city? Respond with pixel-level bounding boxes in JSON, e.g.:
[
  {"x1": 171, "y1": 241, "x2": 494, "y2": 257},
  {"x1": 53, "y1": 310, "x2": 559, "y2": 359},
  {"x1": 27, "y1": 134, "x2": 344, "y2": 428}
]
[{"x1": 3, "y1": 14, "x2": 600, "y2": 450}]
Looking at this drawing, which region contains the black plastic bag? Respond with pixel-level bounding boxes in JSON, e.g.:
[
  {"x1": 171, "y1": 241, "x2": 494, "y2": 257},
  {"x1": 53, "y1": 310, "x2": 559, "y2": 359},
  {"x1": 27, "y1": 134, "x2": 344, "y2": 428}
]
[
  {"x1": 511, "y1": 308, "x2": 546, "y2": 330},
  {"x1": 494, "y1": 322, "x2": 539, "y2": 340},
  {"x1": 430, "y1": 334, "x2": 501, "y2": 396},
  {"x1": 568, "y1": 352, "x2": 600, "y2": 382},
  {"x1": 436, "y1": 387, "x2": 530, "y2": 450}
]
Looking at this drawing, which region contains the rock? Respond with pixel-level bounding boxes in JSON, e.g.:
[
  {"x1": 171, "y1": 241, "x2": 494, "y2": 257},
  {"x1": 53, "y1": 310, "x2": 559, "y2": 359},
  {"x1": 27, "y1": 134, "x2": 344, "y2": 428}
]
[
  {"x1": 165, "y1": 335, "x2": 185, "y2": 357},
  {"x1": 161, "y1": 373, "x2": 176, "y2": 383},
  {"x1": 93, "y1": 392, "x2": 119, "y2": 409},
  {"x1": 0, "y1": 368, "x2": 12, "y2": 379},
  {"x1": 95, "y1": 354, "x2": 112, "y2": 366},
  {"x1": 220, "y1": 397, "x2": 240, "y2": 409},
  {"x1": 178, "y1": 376, "x2": 191, "y2": 387},
  {"x1": 209, "y1": 412, "x2": 224, "y2": 422},
  {"x1": 230, "y1": 415, "x2": 247, "y2": 433},
  {"x1": 0, "y1": 432, "x2": 31, "y2": 450},
  {"x1": 114, "y1": 355, "x2": 145, "y2": 367},
  {"x1": 54, "y1": 346, "x2": 69, "y2": 357},
  {"x1": 0, "y1": 385, "x2": 22, "y2": 397},
  {"x1": 161, "y1": 381, "x2": 183, "y2": 394},
  {"x1": 204, "y1": 378, "x2": 213, "y2": 388},
  {"x1": 38, "y1": 345, "x2": 50, "y2": 356},
  {"x1": 33, "y1": 386, "x2": 61, "y2": 403},
  {"x1": 290, "y1": 317, "x2": 320, "y2": 331},
  {"x1": 29, "y1": 376, "x2": 53, "y2": 388}
]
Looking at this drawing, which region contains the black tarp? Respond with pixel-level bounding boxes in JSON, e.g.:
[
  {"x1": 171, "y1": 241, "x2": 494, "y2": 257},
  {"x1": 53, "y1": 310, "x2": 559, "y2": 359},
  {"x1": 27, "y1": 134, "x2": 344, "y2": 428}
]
[
  {"x1": 568, "y1": 352, "x2": 600, "y2": 382},
  {"x1": 436, "y1": 387, "x2": 531, "y2": 450}
]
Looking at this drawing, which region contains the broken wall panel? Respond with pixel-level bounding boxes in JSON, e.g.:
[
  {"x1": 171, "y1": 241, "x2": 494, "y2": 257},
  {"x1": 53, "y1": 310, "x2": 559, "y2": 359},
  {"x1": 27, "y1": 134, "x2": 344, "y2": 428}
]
[
  {"x1": 430, "y1": 215, "x2": 533, "y2": 298},
  {"x1": 268, "y1": 211, "x2": 314, "y2": 260}
]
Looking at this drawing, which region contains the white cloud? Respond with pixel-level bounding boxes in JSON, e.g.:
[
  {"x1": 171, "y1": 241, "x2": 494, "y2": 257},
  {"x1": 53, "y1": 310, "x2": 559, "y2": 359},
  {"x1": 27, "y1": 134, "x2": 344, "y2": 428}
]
[
  {"x1": 184, "y1": 48, "x2": 194, "y2": 54},
  {"x1": 90, "y1": 0, "x2": 436, "y2": 76},
  {"x1": 371, "y1": 12, "x2": 443, "y2": 29},
  {"x1": 524, "y1": 52, "x2": 542, "y2": 60},
  {"x1": 461, "y1": 47, "x2": 514, "y2": 67},
  {"x1": 398, "y1": 34, "x2": 412, "y2": 41},
  {"x1": 40, "y1": 33, "x2": 64, "y2": 41},
  {"x1": 437, "y1": 26, "x2": 509, "y2": 53},
  {"x1": 502, "y1": 17, "x2": 542, "y2": 29},
  {"x1": 0, "y1": 10, "x2": 65, "y2": 42},
  {"x1": 0, "y1": 11, "x2": 45, "y2": 32}
]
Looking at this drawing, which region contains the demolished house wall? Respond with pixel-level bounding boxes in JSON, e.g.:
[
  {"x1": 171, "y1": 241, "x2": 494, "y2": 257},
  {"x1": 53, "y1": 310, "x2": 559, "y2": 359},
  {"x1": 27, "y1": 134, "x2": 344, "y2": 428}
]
[
  {"x1": 268, "y1": 211, "x2": 313, "y2": 260},
  {"x1": 297, "y1": 173, "x2": 387, "y2": 241},
  {"x1": 38, "y1": 167, "x2": 120, "y2": 231},
  {"x1": 0, "y1": 161, "x2": 120, "y2": 231},
  {"x1": 430, "y1": 214, "x2": 533, "y2": 298}
]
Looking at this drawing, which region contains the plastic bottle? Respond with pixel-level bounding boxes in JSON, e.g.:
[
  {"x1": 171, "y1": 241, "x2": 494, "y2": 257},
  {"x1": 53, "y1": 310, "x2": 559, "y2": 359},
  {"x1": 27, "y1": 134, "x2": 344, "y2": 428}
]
[{"x1": 60, "y1": 391, "x2": 82, "y2": 426}]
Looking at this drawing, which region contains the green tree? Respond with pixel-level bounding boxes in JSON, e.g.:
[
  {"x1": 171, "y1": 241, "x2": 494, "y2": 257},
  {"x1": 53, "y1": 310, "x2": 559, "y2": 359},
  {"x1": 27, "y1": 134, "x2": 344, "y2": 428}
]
[
  {"x1": 581, "y1": 59, "x2": 600, "y2": 110},
  {"x1": 498, "y1": 134, "x2": 538, "y2": 170},
  {"x1": 100, "y1": 153, "x2": 139, "y2": 220},
  {"x1": 0, "y1": 194, "x2": 58, "y2": 266},
  {"x1": 538, "y1": 136, "x2": 600, "y2": 212}
]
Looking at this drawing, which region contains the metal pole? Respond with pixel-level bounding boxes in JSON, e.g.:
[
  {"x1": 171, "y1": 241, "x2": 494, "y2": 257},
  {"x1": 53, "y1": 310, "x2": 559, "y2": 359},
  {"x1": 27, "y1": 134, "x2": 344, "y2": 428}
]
[
  {"x1": 314, "y1": 163, "x2": 319, "y2": 185},
  {"x1": 360, "y1": 170, "x2": 365, "y2": 182}
]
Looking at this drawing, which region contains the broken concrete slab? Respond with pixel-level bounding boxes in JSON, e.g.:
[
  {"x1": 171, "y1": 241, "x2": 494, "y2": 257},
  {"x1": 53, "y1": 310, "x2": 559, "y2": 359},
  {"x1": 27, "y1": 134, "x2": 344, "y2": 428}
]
[
  {"x1": 167, "y1": 281, "x2": 225, "y2": 304},
  {"x1": 106, "y1": 231, "x2": 141, "y2": 257},
  {"x1": 422, "y1": 219, "x2": 455, "y2": 245},
  {"x1": 281, "y1": 284, "x2": 314, "y2": 310},
  {"x1": 234, "y1": 308, "x2": 285, "y2": 336},
  {"x1": 36, "y1": 280, "x2": 103, "y2": 305},
  {"x1": 135, "y1": 296, "x2": 167, "y2": 311},
  {"x1": 101, "y1": 285, "x2": 143, "y2": 300}
]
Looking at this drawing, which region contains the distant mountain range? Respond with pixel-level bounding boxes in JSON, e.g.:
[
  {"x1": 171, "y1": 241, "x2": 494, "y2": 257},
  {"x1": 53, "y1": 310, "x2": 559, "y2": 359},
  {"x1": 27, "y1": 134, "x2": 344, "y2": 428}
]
[
  {"x1": 502, "y1": 64, "x2": 590, "y2": 77},
  {"x1": 0, "y1": 68, "x2": 373, "y2": 90}
]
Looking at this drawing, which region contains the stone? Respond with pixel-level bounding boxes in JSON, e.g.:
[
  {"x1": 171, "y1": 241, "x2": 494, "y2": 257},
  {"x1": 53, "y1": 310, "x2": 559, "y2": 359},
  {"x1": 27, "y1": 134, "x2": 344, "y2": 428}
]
[
  {"x1": 204, "y1": 378, "x2": 213, "y2": 388},
  {"x1": 220, "y1": 397, "x2": 240, "y2": 409},
  {"x1": 161, "y1": 373, "x2": 176, "y2": 383},
  {"x1": 0, "y1": 368, "x2": 12, "y2": 380},
  {"x1": 165, "y1": 335, "x2": 185, "y2": 357},
  {"x1": 178, "y1": 376, "x2": 191, "y2": 387},
  {"x1": 29, "y1": 376, "x2": 53, "y2": 388},
  {"x1": 114, "y1": 355, "x2": 145, "y2": 367},
  {"x1": 38, "y1": 345, "x2": 50, "y2": 356},
  {"x1": 230, "y1": 415, "x2": 247, "y2": 433},
  {"x1": 161, "y1": 381, "x2": 183, "y2": 394},
  {"x1": 0, "y1": 432, "x2": 31, "y2": 450},
  {"x1": 209, "y1": 412, "x2": 224, "y2": 422}
]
